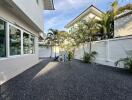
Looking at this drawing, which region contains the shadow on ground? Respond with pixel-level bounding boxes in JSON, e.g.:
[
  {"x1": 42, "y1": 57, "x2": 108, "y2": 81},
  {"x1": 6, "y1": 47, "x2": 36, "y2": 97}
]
[
  {"x1": 1, "y1": 59, "x2": 132, "y2": 100},
  {"x1": 0, "y1": 59, "x2": 51, "y2": 100}
]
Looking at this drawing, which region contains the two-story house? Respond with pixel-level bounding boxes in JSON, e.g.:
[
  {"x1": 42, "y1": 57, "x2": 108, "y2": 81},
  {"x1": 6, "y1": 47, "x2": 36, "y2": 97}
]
[
  {"x1": 65, "y1": 5, "x2": 103, "y2": 34},
  {"x1": 0, "y1": 0, "x2": 54, "y2": 85},
  {"x1": 66, "y1": 4, "x2": 132, "y2": 38}
]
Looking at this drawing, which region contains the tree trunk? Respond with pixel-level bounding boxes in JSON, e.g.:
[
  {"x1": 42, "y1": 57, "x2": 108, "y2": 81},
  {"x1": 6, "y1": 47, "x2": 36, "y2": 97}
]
[
  {"x1": 50, "y1": 46, "x2": 52, "y2": 58},
  {"x1": 89, "y1": 37, "x2": 92, "y2": 53},
  {"x1": 55, "y1": 46, "x2": 56, "y2": 58},
  {"x1": 73, "y1": 47, "x2": 76, "y2": 58},
  {"x1": 83, "y1": 43, "x2": 86, "y2": 54}
]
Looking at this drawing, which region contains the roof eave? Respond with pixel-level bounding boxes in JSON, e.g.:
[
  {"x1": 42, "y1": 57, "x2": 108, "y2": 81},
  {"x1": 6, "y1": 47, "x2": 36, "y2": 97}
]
[
  {"x1": 65, "y1": 5, "x2": 104, "y2": 28},
  {"x1": 115, "y1": 10, "x2": 132, "y2": 20}
]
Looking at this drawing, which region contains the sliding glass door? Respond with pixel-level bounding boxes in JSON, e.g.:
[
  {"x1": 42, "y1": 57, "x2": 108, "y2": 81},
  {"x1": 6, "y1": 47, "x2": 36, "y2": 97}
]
[
  {"x1": 9, "y1": 25, "x2": 21, "y2": 55},
  {"x1": 0, "y1": 19, "x2": 6, "y2": 57},
  {"x1": 23, "y1": 32, "x2": 30, "y2": 54},
  {"x1": 30, "y1": 35, "x2": 35, "y2": 54},
  {"x1": 0, "y1": 19, "x2": 36, "y2": 58}
]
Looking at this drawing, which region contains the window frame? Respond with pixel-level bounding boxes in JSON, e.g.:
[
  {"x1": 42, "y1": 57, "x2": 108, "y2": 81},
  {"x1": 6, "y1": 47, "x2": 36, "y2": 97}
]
[
  {"x1": 8, "y1": 23, "x2": 22, "y2": 57},
  {"x1": 0, "y1": 18, "x2": 36, "y2": 60}
]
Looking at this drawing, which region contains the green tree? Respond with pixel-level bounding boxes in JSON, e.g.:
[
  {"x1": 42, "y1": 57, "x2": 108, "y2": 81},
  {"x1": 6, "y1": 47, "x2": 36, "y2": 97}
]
[
  {"x1": 111, "y1": 0, "x2": 119, "y2": 17},
  {"x1": 70, "y1": 19, "x2": 99, "y2": 54},
  {"x1": 96, "y1": 0, "x2": 120, "y2": 39},
  {"x1": 83, "y1": 19, "x2": 99, "y2": 53},
  {"x1": 96, "y1": 12, "x2": 114, "y2": 39},
  {"x1": 46, "y1": 29, "x2": 59, "y2": 58},
  {"x1": 75, "y1": 23, "x2": 87, "y2": 52},
  {"x1": 69, "y1": 22, "x2": 90, "y2": 55},
  {"x1": 46, "y1": 29, "x2": 69, "y2": 58},
  {"x1": 45, "y1": 31, "x2": 55, "y2": 58}
]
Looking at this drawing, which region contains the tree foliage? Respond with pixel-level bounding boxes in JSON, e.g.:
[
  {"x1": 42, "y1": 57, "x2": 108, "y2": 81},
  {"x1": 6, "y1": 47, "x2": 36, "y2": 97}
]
[{"x1": 96, "y1": 12, "x2": 114, "y2": 39}]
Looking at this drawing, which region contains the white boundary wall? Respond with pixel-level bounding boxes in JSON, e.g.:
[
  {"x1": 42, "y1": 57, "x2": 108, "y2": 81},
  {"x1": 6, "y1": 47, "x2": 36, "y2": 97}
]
[
  {"x1": 39, "y1": 46, "x2": 60, "y2": 58},
  {"x1": 74, "y1": 36, "x2": 132, "y2": 68}
]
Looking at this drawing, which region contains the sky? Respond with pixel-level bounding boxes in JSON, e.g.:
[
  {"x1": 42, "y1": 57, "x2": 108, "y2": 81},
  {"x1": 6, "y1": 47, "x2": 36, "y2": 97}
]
[{"x1": 44, "y1": 0, "x2": 132, "y2": 33}]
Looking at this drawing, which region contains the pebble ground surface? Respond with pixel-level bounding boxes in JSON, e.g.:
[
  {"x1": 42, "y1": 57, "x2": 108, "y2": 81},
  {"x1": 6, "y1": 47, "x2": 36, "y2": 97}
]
[{"x1": 1, "y1": 59, "x2": 132, "y2": 100}]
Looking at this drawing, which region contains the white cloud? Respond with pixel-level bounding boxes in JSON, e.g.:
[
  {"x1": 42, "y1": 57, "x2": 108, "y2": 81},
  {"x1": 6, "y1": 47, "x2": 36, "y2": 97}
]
[
  {"x1": 45, "y1": 0, "x2": 130, "y2": 32},
  {"x1": 46, "y1": 17, "x2": 58, "y2": 27},
  {"x1": 45, "y1": 0, "x2": 108, "y2": 15},
  {"x1": 55, "y1": 0, "x2": 88, "y2": 11},
  {"x1": 44, "y1": 0, "x2": 104, "y2": 32},
  {"x1": 54, "y1": 0, "x2": 105, "y2": 11}
]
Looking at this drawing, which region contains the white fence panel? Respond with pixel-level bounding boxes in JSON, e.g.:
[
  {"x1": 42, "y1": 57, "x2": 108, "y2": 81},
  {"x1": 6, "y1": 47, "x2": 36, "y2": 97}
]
[
  {"x1": 74, "y1": 36, "x2": 132, "y2": 68},
  {"x1": 39, "y1": 47, "x2": 52, "y2": 58},
  {"x1": 109, "y1": 37, "x2": 132, "y2": 64},
  {"x1": 39, "y1": 46, "x2": 60, "y2": 58},
  {"x1": 92, "y1": 41, "x2": 107, "y2": 61},
  {"x1": 74, "y1": 45, "x2": 83, "y2": 60}
]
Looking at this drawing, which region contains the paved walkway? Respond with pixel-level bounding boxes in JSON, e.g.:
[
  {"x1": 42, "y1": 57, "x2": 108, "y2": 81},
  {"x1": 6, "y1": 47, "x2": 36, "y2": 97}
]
[{"x1": 1, "y1": 59, "x2": 132, "y2": 100}]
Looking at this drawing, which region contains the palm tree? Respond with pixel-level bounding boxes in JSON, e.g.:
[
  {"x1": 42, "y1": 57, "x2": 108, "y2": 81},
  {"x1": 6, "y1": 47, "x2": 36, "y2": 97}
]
[
  {"x1": 46, "y1": 29, "x2": 69, "y2": 58},
  {"x1": 96, "y1": 12, "x2": 114, "y2": 39},
  {"x1": 111, "y1": 0, "x2": 118, "y2": 17},
  {"x1": 98, "y1": 0, "x2": 118, "y2": 38},
  {"x1": 46, "y1": 29, "x2": 59, "y2": 58},
  {"x1": 93, "y1": 0, "x2": 119, "y2": 39},
  {"x1": 45, "y1": 31, "x2": 55, "y2": 58}
]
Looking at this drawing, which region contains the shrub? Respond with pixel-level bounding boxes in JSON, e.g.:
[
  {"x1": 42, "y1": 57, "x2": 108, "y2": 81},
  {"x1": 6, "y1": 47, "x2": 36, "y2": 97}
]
[
  {"x1": 115, "y1": 57, "x2": 132, "y2": 72},
  {"x1": 68, "y1": 51, "x2": 74, "y2": 61},
  {"x1": 83, "y1": 51, "x2": 97, "y2": 63}
]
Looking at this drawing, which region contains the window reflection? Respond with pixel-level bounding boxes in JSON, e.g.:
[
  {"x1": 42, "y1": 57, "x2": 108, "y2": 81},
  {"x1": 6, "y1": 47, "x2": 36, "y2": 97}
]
[
  {"x1": 23, "y1": 32, "x2": 30, "y2": 54},
  {"x1": 9, "y1": 25, "x2": 21, "y2": 55},
  {"x1": 30, "y1": 35, "x2": 35, "y2": 54},
  {"x1": 0, "y1": 19, "x2": 6, "y2": 57}
]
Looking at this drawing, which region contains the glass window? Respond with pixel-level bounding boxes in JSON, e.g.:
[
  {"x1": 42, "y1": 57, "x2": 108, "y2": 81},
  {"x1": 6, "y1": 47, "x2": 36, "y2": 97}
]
[
  {"x1": 36, "y1": 0, "x2": 39, "y2": 4},
  {"x1": 30, "y1": 35, "x2": 35, "y2": 54},
  {"x1": 0, "y1": 19, "x2": 6, "y2": 57},
  {"x1": 23, "y1": 32, "x2": 30, "y2": 54},
  {"x1": 9, "y1": 25, "x2": 21, "y2": 55}
]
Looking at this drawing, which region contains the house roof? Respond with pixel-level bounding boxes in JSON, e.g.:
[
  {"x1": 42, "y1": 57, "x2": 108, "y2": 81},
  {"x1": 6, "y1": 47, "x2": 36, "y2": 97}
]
[
  {"x1": 44, "y1": 0, "x2": 55, "y2": 10},
  {"x1": 65, "y1": 5, "x2": 104, "y2": 28},
  {"x1": 115, "y1": 10, "x2": 132, "y2": 20}
]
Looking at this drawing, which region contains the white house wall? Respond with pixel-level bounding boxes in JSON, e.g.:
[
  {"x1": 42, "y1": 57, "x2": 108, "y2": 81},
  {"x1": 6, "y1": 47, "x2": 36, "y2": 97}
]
[
  {"x1": 12, "y1": 0, "x2": 44, "y2": 32},
  {"x1": 0, "y1": 3, "x2": 39, "y2": 85},
  {"x1": 67, "y1": 12, "x2": 101, "y2": 33},
  {"x1": 114, "y1": 14, "x2": 132, "y2": 37},
  {"x1": 0, "y1": 3, "x2": 39, "y2": 35},
  {"x1": 83, "y1": 13, "x2": 101, "y2": 21}
]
